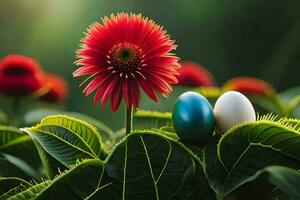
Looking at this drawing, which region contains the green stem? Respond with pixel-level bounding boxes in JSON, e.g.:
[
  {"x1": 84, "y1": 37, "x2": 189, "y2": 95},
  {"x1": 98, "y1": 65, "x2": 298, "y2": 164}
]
[
  {"x1": 125, "y1": 107, "x2": 133, "y2": 135},
  {"x1": 11, "y1": 96, "x2": 20, "y2": 126}
]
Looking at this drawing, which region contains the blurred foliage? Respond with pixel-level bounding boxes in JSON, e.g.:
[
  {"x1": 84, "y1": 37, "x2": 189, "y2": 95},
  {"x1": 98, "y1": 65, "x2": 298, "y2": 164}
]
[{"x1": 0, "y1": 0, "x2": 299, "y2": 129}]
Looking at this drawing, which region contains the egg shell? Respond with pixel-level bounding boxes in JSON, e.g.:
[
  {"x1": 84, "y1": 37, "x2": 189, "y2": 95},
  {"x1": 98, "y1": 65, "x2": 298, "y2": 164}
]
[
  {"x1": 214, "y1": 91, "x2": 256, "y2": 134},
  {"x1": 172, "y1": 91, "x2": 215, "y2": 141}
]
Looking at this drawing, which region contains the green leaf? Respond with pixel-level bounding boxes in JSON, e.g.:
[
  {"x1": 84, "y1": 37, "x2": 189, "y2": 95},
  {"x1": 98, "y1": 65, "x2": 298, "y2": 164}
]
[
  {"x1": 35, "y1": 159, "x2": 103, "y2": 199},
  {"x1": 230, "y1": 166, "x2": 300, "y2": 199},
  {"x1": 282, "y1": 118, "x2": 300, "y2": 130},
  {"x1": 23, "y1": 128, "x2": 92, "y2": 179},
  {"x1": 36, "y1": 115, "x2": 102, "y2": 156},
  {"x1": 0, "y1": 130, "x2": 36, "y2": 167},
  {"x1": 67, "y1": 112, "x2": 114, "y2": 143},
  {"x1": 261, "y1": 166, "x2": 300, "y2": 199},
  {"x1": 0, "y1": 126, "x2": 41, "y2": 179},
  {"x1": 199, "y1": 140, "x2": 227, "y2": 194},
  {"x1": 0, "y1": 177, "x2": 32, "y2": 196},
  {"x1": 133, "y1": 110, "x2": 172, "y2": 129},
  {"x1": 4, "y1": 181, "x2": 50, "y2": 200},
  {"x1": 68, "y1": 112, "x2": 115, "y2": 153},
  {"x1": 151, "y1": 128, "x2": 179, "y2": 140},
  {"x1": 21, "y1": 115, "x2": 104, "y2": 178},
  {"x1": 24, "y1": 109, "x2": 115, "y2": 152},
  {"x1": 23, "y1": 109, "x2": 114, "y2": 143},
  {"x1": 159, "y1": 126, "x2": 175, "y2": 133},
  {"x1": 218, "y1": 116, "x2": 300, "y2": 196},
  {"x1": 88, "y1": 130, "x2": 214, "y2": 199},
  {"x1": 30, "y1": 130, "x2": 214, "y2": 199},
  {"x1": 0, "y1": 126, "x2": 24, "y2": 146}
]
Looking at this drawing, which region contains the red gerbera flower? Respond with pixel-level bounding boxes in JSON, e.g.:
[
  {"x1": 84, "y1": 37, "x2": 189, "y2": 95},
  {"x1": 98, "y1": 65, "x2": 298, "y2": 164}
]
[
  {"x1": 223, "y1": 77, "x2": 275, "y2": 96},
  {"x1": 177, "y1": 61, "x2": 215, "y2": 87},
  {"x1": 39, "y1": 73, "x2": 68, "y2": 103},
  {"x1": 73, "y1": 13, "x2": 180, "y2": 112},
  {"x1": 0, "y1": 54, "x2": 42, "y2": 96}
]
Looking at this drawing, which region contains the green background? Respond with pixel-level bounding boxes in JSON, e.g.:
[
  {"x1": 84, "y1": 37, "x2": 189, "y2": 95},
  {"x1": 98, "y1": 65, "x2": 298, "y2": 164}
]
[{"x1": 0, "y1": 0, "x2": 299, "y2": 129}]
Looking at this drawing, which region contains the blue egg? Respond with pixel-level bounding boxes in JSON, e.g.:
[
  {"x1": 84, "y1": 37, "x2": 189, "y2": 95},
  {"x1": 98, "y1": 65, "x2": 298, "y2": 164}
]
[{"x1": 172, "y1": 91, "x2": 215, "y2": 141}]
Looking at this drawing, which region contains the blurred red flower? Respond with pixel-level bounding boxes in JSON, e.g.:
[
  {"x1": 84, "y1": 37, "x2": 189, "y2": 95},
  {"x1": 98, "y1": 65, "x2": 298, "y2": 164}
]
[
  {"x1": 177, "y1": 61, "x2": 215, "y2": 87},
  {"x1": 0, "y1": 54, "x2": 42, "y2": 96},
  {"x1": 223, "y1": 77, "x2": 275, "y2": 96},
  {"x1": 74, "y1": 13, "x2": 180, "y2": 111},
  {"x1": 39, "y1": 73, "x2": 68, "y2": 103}
]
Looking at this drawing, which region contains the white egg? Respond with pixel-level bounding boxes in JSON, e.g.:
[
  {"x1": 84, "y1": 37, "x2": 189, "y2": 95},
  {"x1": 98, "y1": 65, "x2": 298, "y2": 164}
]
[{"x1": 214, "y1": 91, "x2": 256, "y2": 134}]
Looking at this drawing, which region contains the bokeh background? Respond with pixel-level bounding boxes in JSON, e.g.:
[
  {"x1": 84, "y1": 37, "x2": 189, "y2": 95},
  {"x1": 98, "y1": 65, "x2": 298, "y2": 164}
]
[{"x1": 0, "y1": 0, "x2": 299, "y2": 129}]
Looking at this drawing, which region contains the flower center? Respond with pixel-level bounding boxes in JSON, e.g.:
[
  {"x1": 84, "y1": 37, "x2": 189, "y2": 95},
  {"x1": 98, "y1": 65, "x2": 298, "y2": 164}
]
[
  {"x1": 117, "y1": 47, "x2": 134, "y2": 62},
  {"x1": 109, "y1": 43, "x2": 144, "y2": 74}
]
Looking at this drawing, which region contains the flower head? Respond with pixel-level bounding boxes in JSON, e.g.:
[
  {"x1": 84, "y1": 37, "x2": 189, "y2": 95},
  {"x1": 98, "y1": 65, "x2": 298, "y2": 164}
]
[
  {"x1": 0, "y1": 54, "x2": 42, "y2": 96},
  {"x1": 39, "y1": 73, "x2": 68, "y2": 103},
  {"x1": 177, "y1": 61, "x2": 215, "y2": 87},
  {"x1": 223, "y1": 77, "x2": 275, "y2": 96},
  {"x1": 74, "y1": 13, "x2": 180, "y2": 112}
]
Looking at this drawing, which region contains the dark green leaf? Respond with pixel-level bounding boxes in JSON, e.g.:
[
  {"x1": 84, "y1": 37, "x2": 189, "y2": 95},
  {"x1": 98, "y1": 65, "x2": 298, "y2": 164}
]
[
  {"x1": 36, "y1": 160, "x2": 103, "y2": 200},
  {"x1": 0, "y1": 177, "x2": 32, "y2": 196},
  {"x1": 262, "y1": 166, "x2": 300, "y2": 199},
  {"x1": 0, "y1": 126, "x2": 41, "y2": 179},
  {"x1": 200, "y1": 140, "x2": 227, "y2": 195},
  {"x1": 229, "y1": 166, "x2": 300, "y2": 200},
  {"x1": 31, "y1": 130, "x2": 214, "y2": 199},
  {"x1": 151, "y1": 128, "x2": 179, "y2": 140},
  {"x1": 218, "y1": 117, "x2": 300, "y2": 196},
  {"x1": 23, "y1": 109, "x2": 114, "y2": 148},
  {"x1": 21, "y1": 115, "x2": 104, "y2": 178},
  {"x1": 67, "y1": 112, "x2": 114, "y2": 143},
  {"x1": 34, "y1": 115, "x2": 102, "y2": 156},
  {"x1": 89, "y1": 130, "x2": 214, "y2": 199},
  {"x1": 4, "y1": 181, "x2": 50, "y2": 200}
]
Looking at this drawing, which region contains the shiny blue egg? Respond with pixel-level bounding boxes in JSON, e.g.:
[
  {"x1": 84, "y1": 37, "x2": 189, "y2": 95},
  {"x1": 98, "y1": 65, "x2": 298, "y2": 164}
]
[{"x1": 172, "y1": 91, "x2": 215, "y2": 141}]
